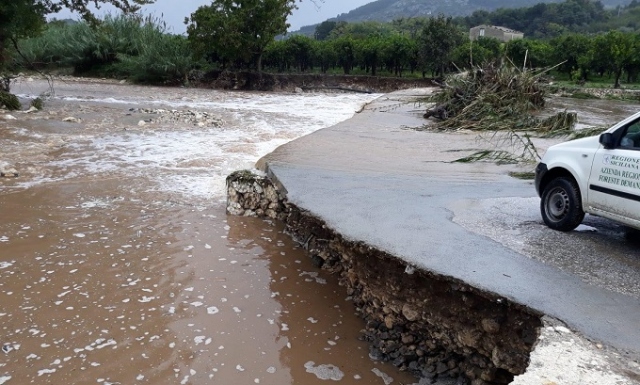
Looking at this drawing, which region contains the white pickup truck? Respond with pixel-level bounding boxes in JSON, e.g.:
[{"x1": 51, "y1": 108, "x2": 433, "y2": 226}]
[{"x1": 535, "y1": 110, "x2": 640, "y2": 232}]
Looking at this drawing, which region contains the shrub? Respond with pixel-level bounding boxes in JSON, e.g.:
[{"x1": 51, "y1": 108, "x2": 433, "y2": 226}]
[{"x1": 0, "y1": 91, "x2": 21, "y2": 110}]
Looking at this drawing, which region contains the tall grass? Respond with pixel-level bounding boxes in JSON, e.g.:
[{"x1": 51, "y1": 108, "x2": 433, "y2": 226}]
[{"x1": 13, "y1": 15, "x2": 196, "y2": 84}]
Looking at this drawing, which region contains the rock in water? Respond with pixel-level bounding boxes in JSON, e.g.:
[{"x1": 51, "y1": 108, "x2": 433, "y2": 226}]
[{"x1": 0, "y1": 161, "x2": 19, "y2": 177}]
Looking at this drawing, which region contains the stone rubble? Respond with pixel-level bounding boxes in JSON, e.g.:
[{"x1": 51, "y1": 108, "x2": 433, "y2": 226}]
[
  {"x1": 226, "y1": 170, "x2": 542, "y2": 385},
  {"x1": 127, "y1": 108, "x2": 223, "y2": 128},
  {"x1": 0, "y1": 161, "x2": 19, "y2": 178},
  {"x1": 226, "y1": 170, "x2": 287, "y2": 220}
]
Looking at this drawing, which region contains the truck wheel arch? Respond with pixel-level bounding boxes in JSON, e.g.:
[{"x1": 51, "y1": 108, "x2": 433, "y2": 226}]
[{"x1": 538, "y1": 167, "x2": 584, "y2": 203}]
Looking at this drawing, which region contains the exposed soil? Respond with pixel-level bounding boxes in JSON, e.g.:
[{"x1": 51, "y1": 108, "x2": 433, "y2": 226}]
[
  {"x1": 191, "y1": 71, "x2": 437, "y2": 93},
  {"x1": 227, "y1": 172, "x2": 543, "y2": 385}
]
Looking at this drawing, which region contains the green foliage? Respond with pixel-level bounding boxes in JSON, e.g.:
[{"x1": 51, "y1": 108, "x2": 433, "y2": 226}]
[
  {"x1": 591, "y1": 30, "x2": 638, "y2": 87},
  {"x1": 332, "y1": 37, "x2": 356, "y2": 74},
  {"x1": 314, "y1": 21, "x2": 338, "y2": 40},
  {"x1": 14, "y1": 22, "x2": 92, "y2": 69},
  {"x1": 14, "y1": 15, "x2": 195, "y2": 84},
  {"x1": 115, "y1": 33, "x2": 194, "y2": 83},
  {"x1": 380, "y1": 34, "x2": 416, "y2": 76},
  {"x1": 186, "y1": 0, "x2": 296, "y2": 72},
  {"x1": 1, "y1": 0, "x2": 154, "y2": 73},
  {"x1": 504, "y1": 39, "x2": 552, "y2": 69},
  {"x1": 327, "y1": 21, "x2": 394, "y2": 40},
  {"x1": 550, "y1": 34, "x2": 592, "y2": 79},
  {"x1": 418, "y1": 15, "x2": 464, "y2": 77},
  {"x1": 0, "y1": 91, "x2": 21, "y2": 110},
  {"x1": 283, "y1": 35, "x2": 314, "y2": 72},
  {"x1": 354, "y1": 37, "x2": 383, "y2": 76},
  {"x1": 456, "y1": 0, "x2": 640, "y2": 39},
  {"x1": 5, "y1": 0, "x2": 640, "y2": 89},
  {"x1": 509, "y1": 171, "x2": 536, "y2": 180},
  {"x1": 452, "y1": 37, "x2": 503, "y2": 69},
  {"x1": 460, "y1": 0, "x2": 610, "y2": 38},
  {"x1": 30, "y1": 96, "x2": 44, "y2": 110},
  {"x1": 264, "y1": 40, "x2": 290, "y2": 72},
  {"x1": 312, "y1": 40, "x2": 338, "y2": 74}
]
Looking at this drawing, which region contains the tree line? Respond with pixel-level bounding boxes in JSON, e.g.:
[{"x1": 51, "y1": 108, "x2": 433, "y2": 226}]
[
  {"x1": 2, "y1": 0, "x2": 640, "y2": 94},
  {"x1": 457, "y1": 0, "x2": 640, "y2": 39}
]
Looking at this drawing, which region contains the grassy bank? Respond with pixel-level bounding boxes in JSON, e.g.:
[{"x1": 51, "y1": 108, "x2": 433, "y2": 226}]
[{"x1": 11, "y1": 15, "x2": 197, "y2": 84}]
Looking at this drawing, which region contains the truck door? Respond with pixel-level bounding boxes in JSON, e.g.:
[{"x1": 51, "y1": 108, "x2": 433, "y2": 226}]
[{"x1": 587, "y1": 120, "x2": 640, "y2": 222}]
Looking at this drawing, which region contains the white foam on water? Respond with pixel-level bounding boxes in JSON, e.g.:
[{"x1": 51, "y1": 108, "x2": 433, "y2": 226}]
[
  {"x1": 371, "y1": 368, "x2": 393, "y2": 385},
  {"x1": 37, "y1": 368, "x2": 56, "y2": 376},
  {"x1": 0, "y1": 376, "x2": 10, "y2": 384},
  {"x1": 0, "y1": 261, "x2": 14, "y2": 269},
  {"x1": 14, "y1": 90, "x2": 380, "y2": 201},
  {"x1": 304, "y1": 361, "x2": 344, "y2": 381}
]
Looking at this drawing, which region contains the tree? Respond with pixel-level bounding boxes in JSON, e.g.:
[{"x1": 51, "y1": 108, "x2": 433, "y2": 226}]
[
  {"x1": 283, "y1": 35, "x2": 314, "y2": 72},
  {"x1": 504, "y1": 38, "x2": 552, "y2": 69},
  {"x1": 314, "y1": 21, "x2": 337, "y2": 41},
  {"x1": 186, "y1": 0, "x2": 295, "y2": 73},
  {"x1": 355, "y1": 37, "x2": 382, "y2": 76},
  {"x1": 263, "y1": 40, "x2": 290, "y2": 72},
  {"x1": 418, "y1": 15, "x2": 464, "y2": 77},
  {"x1": 451, "y1": 37, "x2": 502, "y2": 69},
  {"x1": 622, "y1": 34, "x2": 640, "y2": 83},
  {"x1": 550, "y1": 34, "x2": 592, "y2": 80},
  {"x1": 591, "y1": 30, "x2": 636, "y2": 88},
  {"x1": 312, "y1": 40, "x2": 337, "y2": 74},
  {"x1": 381, "y1": 34, "x2": 414, "y2": 77},
  {"x1": 333, "y1": 36, "x2": 355, "y2": 75},
  {"x1": 0, "y1": 0, "x2": 152, "y2": 91}
]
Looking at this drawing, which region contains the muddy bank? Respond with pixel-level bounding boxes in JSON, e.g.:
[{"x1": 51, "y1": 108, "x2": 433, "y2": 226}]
[
  {"x1": 191, "y1": 71, "x2": 437, "y2": 93},
  {"x1": 3, "y1": 80, "x2": 431, "y2": 385},
  {"x1": 226, "y1": 171, "x2": 543, "y2": 385}
]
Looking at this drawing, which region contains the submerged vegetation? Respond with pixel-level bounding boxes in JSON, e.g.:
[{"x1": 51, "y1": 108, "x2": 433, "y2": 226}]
[{"x1": 0, "y1": 91, "x2": 21, "y2": 110}]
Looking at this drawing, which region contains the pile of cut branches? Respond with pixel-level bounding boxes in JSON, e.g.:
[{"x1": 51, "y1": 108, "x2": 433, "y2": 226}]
[{"x1": 423, "y1": 61, "x2": 577, "y2": 135}]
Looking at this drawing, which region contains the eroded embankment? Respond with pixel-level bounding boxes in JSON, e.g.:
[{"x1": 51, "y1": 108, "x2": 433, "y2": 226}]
[
  {"x1": 226, "y1": 170, "x2": 543, "y2": 385},
  {"x1": 193, "y1": 71, "x2": 436, "y2": 93}
]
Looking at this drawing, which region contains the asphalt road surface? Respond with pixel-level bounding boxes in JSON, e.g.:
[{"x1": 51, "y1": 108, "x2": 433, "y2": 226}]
[{"x1": 260, "y1": 89, "x2": 640, "y2": 357}]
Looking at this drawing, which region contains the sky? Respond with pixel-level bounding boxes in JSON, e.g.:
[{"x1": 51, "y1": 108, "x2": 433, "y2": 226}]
[{"x1": 52, "y1": 0, "x2": 374, "y2": 33}]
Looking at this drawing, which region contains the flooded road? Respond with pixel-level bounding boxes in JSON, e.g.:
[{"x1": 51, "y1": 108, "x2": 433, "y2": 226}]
[{"x1": 0, "y1": 79, "x2": 419, "y2": 385}]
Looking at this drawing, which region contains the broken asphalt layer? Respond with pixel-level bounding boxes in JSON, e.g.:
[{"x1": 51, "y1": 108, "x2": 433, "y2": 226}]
[{"x1": 258, "y1": 89, "x2": 640, "y2": 357}]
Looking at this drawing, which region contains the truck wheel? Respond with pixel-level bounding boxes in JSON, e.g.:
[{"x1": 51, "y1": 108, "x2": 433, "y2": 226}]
[{"x1": 540, "y1": 177, "x2": 585, "y2": 232}]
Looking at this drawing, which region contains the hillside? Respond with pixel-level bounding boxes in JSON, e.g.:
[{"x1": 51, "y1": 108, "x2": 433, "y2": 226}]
[{"x1": 295, "y1": 0, "x2": 631, "y2": 34}]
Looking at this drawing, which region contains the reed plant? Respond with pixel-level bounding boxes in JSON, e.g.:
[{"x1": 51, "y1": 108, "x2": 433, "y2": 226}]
[
  {"x1": 424, "y1": 61, "x2": 577, "y2": 135},
  {"x1": 421, "y1": 61, "x2": 592, "y2": 164},
  {"x1": 13, "y1": 15, "x2": 195, "y2": 84}
]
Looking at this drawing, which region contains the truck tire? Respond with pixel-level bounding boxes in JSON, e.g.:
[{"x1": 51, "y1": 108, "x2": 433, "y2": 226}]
[{"x1": 540, "y1": 177, "x2": 585, "y2": 232}]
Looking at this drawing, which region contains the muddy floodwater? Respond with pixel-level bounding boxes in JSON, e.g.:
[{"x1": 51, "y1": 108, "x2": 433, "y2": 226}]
[
  {"x1": 0, "y1": 79, "x2": 420, "y2": 385},
  {"x1": 3, "y1": 79, "x2": 639, "y2": 385}
]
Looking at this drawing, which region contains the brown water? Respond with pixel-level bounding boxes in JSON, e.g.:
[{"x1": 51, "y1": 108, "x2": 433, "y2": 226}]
[
  {"x1": 0, "y1": 80, "x2": 417, "y2": 385},
  {"x1": 4, "y1": 79, "x2": 638, "y2": 385},
  {"x1": 0, "y1": 183, "x2": 419, "y2": 385}
]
